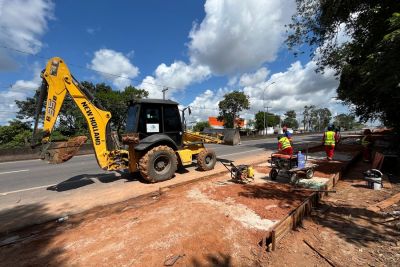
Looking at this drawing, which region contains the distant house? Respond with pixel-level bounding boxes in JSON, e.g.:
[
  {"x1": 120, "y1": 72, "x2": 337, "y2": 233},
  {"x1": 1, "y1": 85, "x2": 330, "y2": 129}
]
[
  {"x1": 208, "y1": 117, "x2": 245, "y2": 129},
  {"x1": 208, "y1": 117, "x2": 224, "y2": 129}
]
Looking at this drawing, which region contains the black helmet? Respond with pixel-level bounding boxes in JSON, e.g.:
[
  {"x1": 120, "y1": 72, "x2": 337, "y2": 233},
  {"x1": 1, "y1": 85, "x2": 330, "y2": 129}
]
[{"x1": 327, "y1": 124, "x2": 334, "y2": 131}]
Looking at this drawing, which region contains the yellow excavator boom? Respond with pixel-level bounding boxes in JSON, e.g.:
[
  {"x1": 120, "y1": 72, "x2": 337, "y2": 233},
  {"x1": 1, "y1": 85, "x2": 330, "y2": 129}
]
[{"x1": 33, "y1": 57, "x2": 128, "y2": 170}]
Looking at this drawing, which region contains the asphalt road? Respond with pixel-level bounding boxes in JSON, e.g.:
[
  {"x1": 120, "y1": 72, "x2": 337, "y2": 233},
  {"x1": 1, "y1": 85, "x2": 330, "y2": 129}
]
[{"x1": 0, "y1": 134, "x2": 322, "y2": 196}]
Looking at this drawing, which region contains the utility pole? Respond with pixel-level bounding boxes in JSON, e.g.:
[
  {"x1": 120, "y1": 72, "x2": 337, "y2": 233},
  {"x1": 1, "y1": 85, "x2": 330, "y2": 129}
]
[
  {"x1": 264, "y1": 106, "x2": 271, "y2": 134},
  {"x1": 162, "y1": 87, "x2": 168, "y2": 100},
  {"x1": 262, "y1": 81, "x2": 275, "y2": 135}
]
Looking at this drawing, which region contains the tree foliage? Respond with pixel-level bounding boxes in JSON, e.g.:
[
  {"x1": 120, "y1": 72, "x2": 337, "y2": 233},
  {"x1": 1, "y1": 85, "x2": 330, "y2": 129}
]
[
  {"x1": 287, "y1": 1, "x2": 400, "y2": 129},
  {"x1": 302, "y1": 105, "x2": 332, "y2": 131},
  {"x1": 334, "y1": 113, "x2": 364, "y2": 130},
  {"x1": 254, "y1": 111, "x2": 280, "y2": 131},
  {"x1": 283, "y1": 110, "x2": 299, "y2": 129},
  {"x1": 311, "y1": 108, "x2": 332, "y2": 131},
  {"x1": 193, "y1": 121, "x2": 210, "y2": 132},
  {"x1": 0, "y1": 120, "x2": 31, "y2": 148},
  {"x1": 218, "y1": 91, "x2": 250, "y2": 128},
  {"x1": 15, "y1": 82, "x2": 148, "y2": 138}
]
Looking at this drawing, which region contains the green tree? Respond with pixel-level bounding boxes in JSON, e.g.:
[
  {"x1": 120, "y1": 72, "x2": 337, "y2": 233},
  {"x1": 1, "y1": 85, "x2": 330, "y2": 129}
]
[
  {"x1": 15, "y1": 82, "x2": 148, "y2": 136},
  {"x1": 283, "y1": 110, "x2": 299, "y2": 129},
  {"x1": 0, "y1": 120, "x2": 31, "y2": 148},
  {"x1": 334, "y1": 113, "x2": 360, "y2": 130},
  {"x1": 217, "y1": 91, "x2": 250, "y2": 128},
  {"x1": 96, "y1": 84, "x2": 148, "y2": 133},
  {"x1": 193, "y1": 121, "x2": 210, "y2": 132},
  {"x1": 287, "y1": 1, "x2": 400, "y2": 129},
  {"x1": 254, "y1": 111, "x2": 280, "y2": 131},
  {"x1": 310, "y1": 108, "x2": 332, "y2": 131},
  {"x1": 302, "y1": 105, "x2": 315, "y2": 131}
]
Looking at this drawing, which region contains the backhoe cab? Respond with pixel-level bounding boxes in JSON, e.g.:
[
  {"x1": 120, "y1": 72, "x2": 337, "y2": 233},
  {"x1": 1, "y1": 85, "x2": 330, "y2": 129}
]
[
  {"x1": 122, "y1": 99, "x2": 217, "y2": 182},
  {"x1": 33, "y1": 57, "x2": 218, "y2": 183}
]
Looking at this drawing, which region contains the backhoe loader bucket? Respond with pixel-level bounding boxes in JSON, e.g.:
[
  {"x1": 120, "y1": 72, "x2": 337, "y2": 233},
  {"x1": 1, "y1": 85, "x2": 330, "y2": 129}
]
[
  {"x1": 41, "y1": 136, "x2": 88, "y2": 164},
  {"x1": 222, "y1": 129, "x2": 241, "y2": 145}
]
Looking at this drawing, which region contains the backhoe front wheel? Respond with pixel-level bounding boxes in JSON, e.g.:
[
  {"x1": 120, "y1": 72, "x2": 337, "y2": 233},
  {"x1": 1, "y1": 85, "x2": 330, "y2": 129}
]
[
  {"x1": 139, "y1": 146, "x2": 178, "y2": 183},
  {"x1": 197, "y1": 149, "x2": 217, "y2": 171}
]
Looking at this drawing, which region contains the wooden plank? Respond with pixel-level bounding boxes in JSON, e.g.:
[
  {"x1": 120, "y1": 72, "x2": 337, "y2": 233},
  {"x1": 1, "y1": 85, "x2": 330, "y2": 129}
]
[
  {"x1": 272, "y1": 193, "x2": 317, "y2": 246},
  {"x1": 271, "y1": 230, "x2": 276, "y2": 251},
  {"x1": 367, "y1": 192, "x2": 400, "y2": 212}
]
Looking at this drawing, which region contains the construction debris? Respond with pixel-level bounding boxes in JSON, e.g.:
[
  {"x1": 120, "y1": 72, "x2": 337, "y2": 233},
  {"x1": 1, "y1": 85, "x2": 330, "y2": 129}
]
[{"x1": 367, "y1": 192, "x2": 400, "y2": 212}]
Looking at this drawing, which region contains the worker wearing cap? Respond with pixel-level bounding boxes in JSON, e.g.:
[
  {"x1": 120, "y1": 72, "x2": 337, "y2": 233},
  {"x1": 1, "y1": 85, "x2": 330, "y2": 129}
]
[
  {"x1": 282, "y1": 126, "x2": 293, "y2": 144},
  {"x1": 322, "y1": 125, "x2": 338, "y2": 160},
  {"x1": 278, "y1": 135, "x2": 293, "y2": 155}
]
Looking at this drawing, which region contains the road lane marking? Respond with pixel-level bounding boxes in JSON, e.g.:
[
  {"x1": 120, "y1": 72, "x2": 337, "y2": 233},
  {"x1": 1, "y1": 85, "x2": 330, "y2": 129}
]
[
  {"x1": 0, "y1": 184, "x2": 56, "y2": 196},
  {"x1": 0, "y1": 169, "x2": 30, "y2": 175},
  {"x1": 0, "y1": 154, "x2": 94, "y2": 165}
]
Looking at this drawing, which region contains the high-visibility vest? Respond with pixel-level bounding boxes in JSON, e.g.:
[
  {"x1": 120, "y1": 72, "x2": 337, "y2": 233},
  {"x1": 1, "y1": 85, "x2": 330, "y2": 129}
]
[
  {"x1": 361, "y1": 136, "x2": 370, "y2": 147},
  {"x1": 324, "y1": 131, "x2": 336, "y2": 146},
  {"x1": 279, "y1": 137, "x2": 291, "y2": 150}
]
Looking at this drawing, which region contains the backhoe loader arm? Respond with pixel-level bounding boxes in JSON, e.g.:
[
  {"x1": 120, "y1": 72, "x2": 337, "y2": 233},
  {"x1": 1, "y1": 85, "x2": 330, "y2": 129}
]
[{"x1": 34, "y1": 57, "x2": 128, "y2": 170}]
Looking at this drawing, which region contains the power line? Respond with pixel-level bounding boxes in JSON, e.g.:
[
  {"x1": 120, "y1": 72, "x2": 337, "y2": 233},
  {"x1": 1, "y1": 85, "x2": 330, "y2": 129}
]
[{"x1": 0, "y1": 43, "x2": 180, "y2": 90}]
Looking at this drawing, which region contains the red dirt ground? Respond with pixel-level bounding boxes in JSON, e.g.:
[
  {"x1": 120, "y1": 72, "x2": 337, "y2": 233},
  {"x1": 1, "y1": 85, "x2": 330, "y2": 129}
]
[
  {"x1": 3, "y1": 144, "x2": 393, "y2": 267},
  {"x1": 0, "y1": 172, "x2": 310, "y2": 266},
  {"x1": 204, "y1": 182, "x2": 311, "y2": 220},
  {"x1": 262, "y1": 160, "x2": 400, "y2": 266}
]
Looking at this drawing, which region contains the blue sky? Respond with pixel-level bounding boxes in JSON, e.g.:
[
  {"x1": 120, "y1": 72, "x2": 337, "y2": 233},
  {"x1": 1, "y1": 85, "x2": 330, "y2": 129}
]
[{"x1": 0, "y1": 0, "x2": 346, "y2": 125}]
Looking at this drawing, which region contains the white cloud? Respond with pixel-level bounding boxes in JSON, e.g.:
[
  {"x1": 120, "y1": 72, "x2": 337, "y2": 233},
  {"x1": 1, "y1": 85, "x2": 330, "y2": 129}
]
[
  {"x1": 0, "y1": 63, "x2": 42, "y2": 125},
  {"x1": 138, "y1": 61, "x2": 210, "y2": 98},
  {"x1": 186, "y1": 88, "x2": 228, "y2": 122},
  {"x1": 88, "y1": 49, "x2": 140, "y2": 90},
  {"x1": 239, "y1": 67, "x2": 269, "y2": 87},
  {"x1": 188, "y1": 0, "x2": 295, "y2": 74},
  {"x1": 241, "y1": 60, "x2": 347, "y2": 119},
  {"x1": 0, "y1": 0, "x2": 54, "y2": 70},
  {"x1": 184, "y1": 59, "x2": 348, "y2": 125}
]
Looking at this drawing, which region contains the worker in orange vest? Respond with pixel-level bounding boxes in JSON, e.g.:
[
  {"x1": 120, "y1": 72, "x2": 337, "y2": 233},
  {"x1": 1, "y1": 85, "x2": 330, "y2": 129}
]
[
  {"x1": 322, "y1": 124, "x2": 338, "y2": 160},
  {"x1": 278, "y1": 135, "x2": 293, "y2": 155}
]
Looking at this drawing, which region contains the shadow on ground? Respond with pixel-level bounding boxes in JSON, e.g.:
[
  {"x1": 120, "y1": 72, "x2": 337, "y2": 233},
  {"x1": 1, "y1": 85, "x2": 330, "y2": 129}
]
[
  {"x1": 237, "y1": 183, "x2": 311, "y2": 208},
  {"x1": 191, "y1": 252, "x2": 233, "y2": 267},
  {"x1": 313, "y1": 203, "x2": 399, "y2": 247},
  {"x1": 312, "y1": 158, "x2": 400, "y2": 248},
  {"x1": 47, "y1": 171, "x2": 138, "y2": 192},
  {"x1": 0, "y1": 203, "x2": 71, "y2": 266}
]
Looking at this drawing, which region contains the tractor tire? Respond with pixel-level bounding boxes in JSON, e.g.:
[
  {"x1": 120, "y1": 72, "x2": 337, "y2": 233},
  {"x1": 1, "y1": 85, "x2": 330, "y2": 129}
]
[
  {"x1": 139, "y1": 145, "x2": 178, "y2": 183},
  {"x1": 197, "y1": 149, "x2": 217, "y2": 171}
]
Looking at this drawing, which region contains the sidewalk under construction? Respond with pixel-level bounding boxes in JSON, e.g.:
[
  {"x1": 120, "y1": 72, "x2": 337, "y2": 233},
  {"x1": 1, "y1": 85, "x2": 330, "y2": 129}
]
[{"x1": 3, "y1": 141, "x2": 393, "y2": 266}]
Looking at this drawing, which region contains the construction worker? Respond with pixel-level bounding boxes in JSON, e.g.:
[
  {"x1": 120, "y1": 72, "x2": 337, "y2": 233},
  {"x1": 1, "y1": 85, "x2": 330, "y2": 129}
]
[
  {"x1": 361, "y1": 129, "x2": 373, "y2": 162},
  {"x1": 282, "y1": 126, "x2": 293, "y2": 143},
  {"x1": 277, "y1": 135, "x2": 293, "y2": 155},
  {"x1": 322, "y1": 124, "x2": 338, "y2": 160}
]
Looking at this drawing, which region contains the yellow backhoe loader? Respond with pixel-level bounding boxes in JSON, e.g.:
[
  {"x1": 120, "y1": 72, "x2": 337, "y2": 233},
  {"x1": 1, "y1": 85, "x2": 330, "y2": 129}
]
[{"x1": 32, "y1": 57, "x2": 238, "y2": 182}]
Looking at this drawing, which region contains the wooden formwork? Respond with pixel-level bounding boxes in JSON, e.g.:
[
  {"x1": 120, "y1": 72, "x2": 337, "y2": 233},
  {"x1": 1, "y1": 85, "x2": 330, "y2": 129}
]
[
  {"x1": 264, "y1": 151, "x2": 362, "y2": 252},
  {"x1": 265, "y1": 192, "x2": 318, "y2": 251}
]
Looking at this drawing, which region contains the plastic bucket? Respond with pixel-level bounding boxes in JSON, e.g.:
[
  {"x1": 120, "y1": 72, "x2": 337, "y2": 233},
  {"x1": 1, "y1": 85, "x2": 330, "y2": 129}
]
[{"x1": 373, "y1": 181, "x2": 382, "y2": 190}]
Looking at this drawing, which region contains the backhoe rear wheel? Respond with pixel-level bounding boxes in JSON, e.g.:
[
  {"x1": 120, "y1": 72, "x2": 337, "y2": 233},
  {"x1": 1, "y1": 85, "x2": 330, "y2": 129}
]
[
  {"x1": 197, "y1": 149, "x2": 217, "y2": 171},
  {"x1": 139, "y1": 145, "x2": 178, "y2": 183}
]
